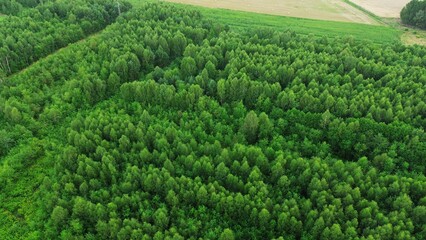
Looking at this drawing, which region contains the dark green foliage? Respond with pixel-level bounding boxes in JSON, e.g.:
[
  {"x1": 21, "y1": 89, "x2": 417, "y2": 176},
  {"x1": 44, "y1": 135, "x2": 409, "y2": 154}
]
[
  {"x1": 0, "y1": 0, "x2": 131, "y2": 76},
  {"x1": 241, "y1": 111, "x2": 259, "y2": 144},
  {"x1": 0, "y1": 1, "x2": 425, "y2": 239},
  {"x1": 401, "y1": 0, "x2": 426, "y2": 29},
  {"x1": 0, "y1": 0, "x2": 23, "y2": 14}
]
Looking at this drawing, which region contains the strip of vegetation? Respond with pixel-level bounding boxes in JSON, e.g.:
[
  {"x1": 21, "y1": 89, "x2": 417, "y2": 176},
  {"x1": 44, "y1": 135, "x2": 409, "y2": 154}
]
[{"x1": 343, "y1": 0, "x2": 385, "y2": 24}]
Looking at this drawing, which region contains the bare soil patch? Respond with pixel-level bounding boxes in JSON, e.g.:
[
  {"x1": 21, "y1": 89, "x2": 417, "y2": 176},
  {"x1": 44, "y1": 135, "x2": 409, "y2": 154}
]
[
  {"x1": 349, "y1": 0, "x2": 410, "y2": 18},
  {"x1": 164, "y1": 0, "x2": 380, "y2": 25}
]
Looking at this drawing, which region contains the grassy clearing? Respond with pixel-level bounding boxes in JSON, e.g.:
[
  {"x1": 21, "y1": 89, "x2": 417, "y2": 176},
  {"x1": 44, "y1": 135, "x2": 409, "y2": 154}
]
[
  {"x1": 395, "y1": 22, "x2": 426, "y2": 46},
  {"x1": 347, "y1": 0, "x2": 425, "y2": 46},
  {"x1": 401, "y1": 29, "x2": 426, "y2": 46},
  {"x1": 129, "y1": 0, "x2": 400, "y2": 44}
]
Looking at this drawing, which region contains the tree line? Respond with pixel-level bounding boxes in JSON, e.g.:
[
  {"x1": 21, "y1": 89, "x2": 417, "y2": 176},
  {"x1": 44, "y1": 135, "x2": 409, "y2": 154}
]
[{"x1": 401, "y1": 0, "x2": 426, "y2": 29}]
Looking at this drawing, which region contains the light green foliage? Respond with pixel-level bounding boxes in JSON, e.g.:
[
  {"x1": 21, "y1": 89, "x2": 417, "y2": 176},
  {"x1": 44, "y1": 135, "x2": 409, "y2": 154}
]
[{"x1": 219, "y1": 228, "x2": 235, "y2": 240}]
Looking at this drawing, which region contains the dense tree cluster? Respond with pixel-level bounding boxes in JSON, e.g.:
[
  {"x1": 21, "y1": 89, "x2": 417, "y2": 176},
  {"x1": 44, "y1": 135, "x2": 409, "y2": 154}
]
[
  {"x1": 0, "y1": 0, "x2": 131, "y2": 77},
  {"x1": 0, "y1": 2, "x2": 425, "y2": 239},
  {"x1": 45, "y1": 102, "x2": 426, "y2": 239},
  {"x1": 1, "y1": 0, "x2": 49, "y2": 14},
  {"x1": 401, "y1": 0, "x2": 426, "y2": 29},
  {"x1": 0, "y1": 0, "x2": 23, "y2": 15}
]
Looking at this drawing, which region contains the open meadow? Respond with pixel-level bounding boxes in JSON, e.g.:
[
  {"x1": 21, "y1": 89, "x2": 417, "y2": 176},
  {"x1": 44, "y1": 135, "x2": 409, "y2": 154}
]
[
  {"x1": 163, "y1": 0, "x2": 381, "y2": 24},
  {"x1": 349, "y1": 0, "x2": 410, "y2": 18}
]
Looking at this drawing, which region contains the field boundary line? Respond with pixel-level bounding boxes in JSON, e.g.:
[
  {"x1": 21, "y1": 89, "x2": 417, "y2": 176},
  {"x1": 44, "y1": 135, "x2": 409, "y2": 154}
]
[{"x1": 343, "y1": 0, "x2": 386, "y2": 25}]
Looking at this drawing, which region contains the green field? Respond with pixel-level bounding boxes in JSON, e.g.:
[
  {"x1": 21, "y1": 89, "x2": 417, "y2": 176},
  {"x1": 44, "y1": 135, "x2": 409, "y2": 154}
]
[
  {"x1": 129, "y1": 0, "x2": 400, "y2": 44},
  {"x1": 201, "y1": 8, "x2": 399, "y2": 43}
]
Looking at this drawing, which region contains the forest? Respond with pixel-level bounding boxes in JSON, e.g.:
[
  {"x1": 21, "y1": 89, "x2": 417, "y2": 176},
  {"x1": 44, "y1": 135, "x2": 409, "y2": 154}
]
[
  {"x1": 0, "y1": 0, "x2": 425, "y2": 239},
  {"x1": 0, "y1": 0, "x2": 131, "y2": 77}
]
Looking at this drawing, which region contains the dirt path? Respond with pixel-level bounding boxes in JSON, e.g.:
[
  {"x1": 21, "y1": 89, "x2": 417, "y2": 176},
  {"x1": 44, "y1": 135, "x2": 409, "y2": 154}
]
[
  {"x1": 349, "y1": 0, "x2": 409, "y2": 18},
  {"x1": 164, "y1": 0, "x2": 380, "y2": 25}
]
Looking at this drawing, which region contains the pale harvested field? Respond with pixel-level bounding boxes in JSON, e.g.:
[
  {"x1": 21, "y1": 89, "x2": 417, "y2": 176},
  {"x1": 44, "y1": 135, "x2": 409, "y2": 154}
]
[
  {"x1": 163, "y1": 0, "x2": 381, "y2": 25},
  {"x1": 349, "y1": 0, "x2": 410, "y2": 18}
]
